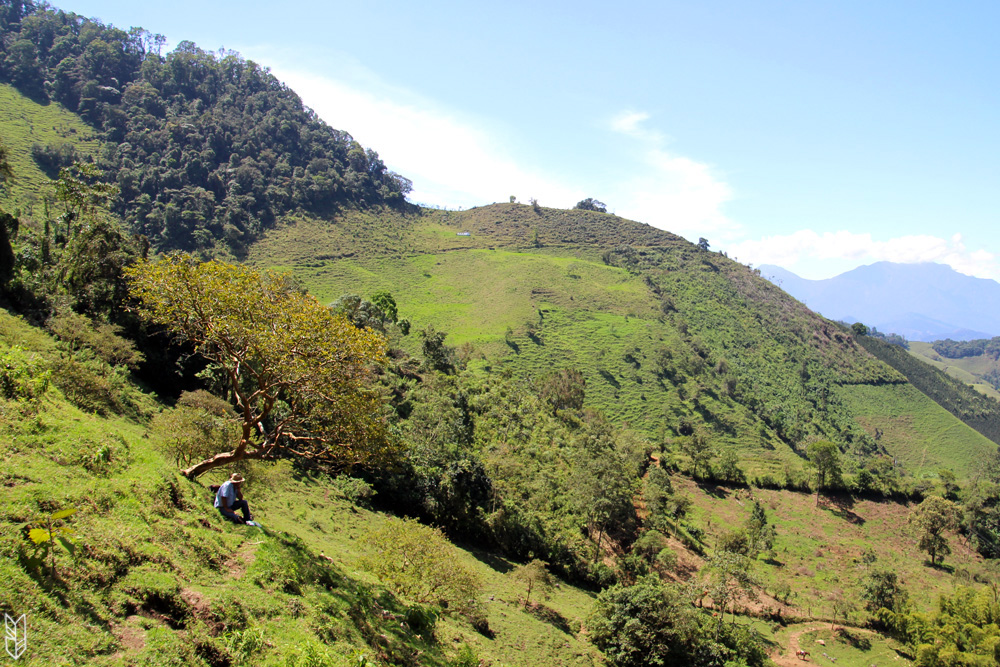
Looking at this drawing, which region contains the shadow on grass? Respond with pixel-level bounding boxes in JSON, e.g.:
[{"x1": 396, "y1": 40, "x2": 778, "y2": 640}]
[
  {"x1": 525, "y1": 602, "x2": 574, "y2": 635},
  {"x1": 925, "y1": 561, "x2": 955, "y2": 573},
  {"x1": 598, "y1": 369, "x2": 620, "y2": 388},
  {"x1": 469, "y1": 549, "x2": 515, "y2": 574},
  {"x1": 695, "y1": 481, "x2": 732, "y2": 500},
  {"x1": 819, "y1": 492, "x2": 866, "y2": 525}
]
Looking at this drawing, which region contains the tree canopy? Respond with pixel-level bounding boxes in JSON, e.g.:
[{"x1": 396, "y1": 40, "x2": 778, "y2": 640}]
[
  {"x1": 807, "y1": 440, "x2": 843, "y2": 493},
  {"x1": 125, "y1": 255, "x2": 393, "y2": 477},
  {"x1": 574, "y1": 198, "x2": 607, "y2": 213},
  {"x1": 0, "y1": 5, "x2": 412, "y2": 256}
]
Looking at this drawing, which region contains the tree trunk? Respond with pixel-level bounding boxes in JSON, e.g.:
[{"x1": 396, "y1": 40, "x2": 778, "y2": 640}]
[{"x1": 181, "y1": 441, "x2": 271, "y2": 479}]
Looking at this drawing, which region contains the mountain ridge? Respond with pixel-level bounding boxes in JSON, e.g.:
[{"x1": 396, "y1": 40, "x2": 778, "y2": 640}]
[{"x1": 759, "y1": 261, "x2": 1000, "y2": 341}]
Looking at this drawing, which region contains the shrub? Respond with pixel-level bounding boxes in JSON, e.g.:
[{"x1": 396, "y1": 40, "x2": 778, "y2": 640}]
[
  {"x1": 151, "y1": 390, "x2": 239, "y2": 467},
  {"x1": 588, "y1": 576, "x2": 770, "y2": 667},
  {"x1": 655, "y1": 547, "x2": 678, "y2": 572},
  {"x1": 49, "y1": 356, "x2": 121, "y2": 415},
  {"x1": 632, "y1": 530, "x2": 667, "y2": 562},
  {"x1": 247, "y1": 535, "x2": 338, "y2": 595},
  {"x1": 30, "y1": 142, "x2": 77, "y2": 176},
  {"x1": 510, "y1": 559, "x2": 554, "y2": 607},
  {"x1": 47, "y1": 311, "x2": 144, "y2": 369},
  {"x1": 0, "y1": 344, "x2": 50, "y2": 401},
  {"x1": 360, "y1": 517, "x2": 483, "y2": 618},
  {"x1": 405, "y1": 604, "x2": 439, "y2": 636},
  {"x1": 222, "y1": 626, "x2": 265, "y2": 663},
  {"x1": 330, "y1": 475, "x2": 376, "y2": 506}
]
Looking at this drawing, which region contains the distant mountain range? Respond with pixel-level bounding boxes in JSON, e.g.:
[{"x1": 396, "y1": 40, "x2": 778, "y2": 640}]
[{"x1": 759, "y1": 262, "x2": 1000, "y2": 342}]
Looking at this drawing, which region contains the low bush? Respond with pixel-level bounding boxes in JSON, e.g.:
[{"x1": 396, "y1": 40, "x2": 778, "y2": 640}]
[
  {"x1": 0, "y1": 344, "x2": 50, "y2": 401},
  {"x1": 360, "y1": 517, "x2": 483, "y2": 619}
]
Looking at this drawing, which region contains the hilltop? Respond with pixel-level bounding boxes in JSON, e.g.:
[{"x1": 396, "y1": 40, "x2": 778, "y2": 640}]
[{"x1": 249, "y1": 205, "x2": 999, "y2": 481}]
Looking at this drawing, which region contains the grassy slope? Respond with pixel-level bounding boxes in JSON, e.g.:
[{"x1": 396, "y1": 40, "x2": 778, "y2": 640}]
[
  {"x1": 909, "y1": 341, "x2": 1000, "y2": 400},
  {"x1": 677, "y1": 474, "x2": 987, "y2": 619},
  {"x1": 0, "y1": 308, "x2": 607, "y2": 667},
  {"x1": 0, "y1": 83, "x2": 100, "y2": 209},
  {"x1": 0, "y1": 76, "x2": 983, "y2": 667},
  {"x1": 837, "y1": 383, "x2": 995, "y2": 478},
  {"x1": 0, "y1": 303, "x2": 924, "y2": 666},
  {"x1": 857, "y1": 335, "x2": 1000, "y2": 457},
  {"x1": 249, "y1": 209, "x2": 995, "y2": 479}
]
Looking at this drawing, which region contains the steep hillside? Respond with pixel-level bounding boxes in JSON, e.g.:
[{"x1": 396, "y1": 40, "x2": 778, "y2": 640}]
[
  {"x1": 0, "y1": 8, "x2": 997, "y2": 666},
  {"x1": 249, "y1": 206, "x2": 997, "y2": 480},
  {"x1": 856, "y1": 333, "x2": 1000, "y2": 451},
  {"x1": 3, "y1": 306, "x2": 989, "y2": 667},
  {"x1": 0, "y1": 2, "x2": 993, "y2": 481},
  {"x1": 908, "y1": 338, "x2": 1000, "y2": 400},
  {"x1": 0, "y1": 82, "x2": 101, "y2": 207},
  {"x1": 0, "y1": 307, "x2": 612, "y2": 666},
  {"x1": 0, "y1": 4, "x2": 410, "y2": 257}
]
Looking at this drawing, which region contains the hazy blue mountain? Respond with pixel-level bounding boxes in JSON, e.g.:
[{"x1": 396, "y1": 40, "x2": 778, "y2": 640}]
[{"x1": 758, "y1": 262, "x2": 1000, "y2": 342}]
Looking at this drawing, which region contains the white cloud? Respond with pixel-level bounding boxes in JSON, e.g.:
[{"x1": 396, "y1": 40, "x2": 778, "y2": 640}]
[
  {"x1": 728, "y1": 230, "x2": 1000, "y2": 281},
  {"x1": 238, "y1": 51, "x2": 737, "y2": 235},
  {"x1": 256, "y1": 62, "x2": 581, "y2": 209},
  {"x1": 610, "y1": 110, "x2": 658, "y2": 140},
  {"x1": 605, "y1": 110, "x2": 738, "y2": 242}
]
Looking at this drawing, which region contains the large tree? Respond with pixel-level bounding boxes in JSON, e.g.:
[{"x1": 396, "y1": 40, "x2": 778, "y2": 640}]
[
  {"x1": 126, "y1": 256, "x2": 393, "y2": 478},
  {"x1": 807, "y1": 440, "x2": 843, "y2": 502},
  {"x1": 910, "y1": 495, "x2": 958, "y2": 567}
]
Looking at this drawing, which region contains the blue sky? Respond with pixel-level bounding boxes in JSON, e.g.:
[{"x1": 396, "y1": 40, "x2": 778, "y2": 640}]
[{"x1": 69, "y1": 0, "x2": 1000, "y2": 280}]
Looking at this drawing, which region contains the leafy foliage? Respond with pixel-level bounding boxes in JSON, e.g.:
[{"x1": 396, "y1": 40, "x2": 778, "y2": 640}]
[
  {"x1": 0, "y1": 342, "x2": 49, "y2": 400},
  {"x1": 909, "y1": 495, "x2": 958, "y2": 567},
  {"x1": 807, "y1": 440, "x2": 843, "y2": 491},
  {"x1": 587, "y1": 575, "x2": 769, "y2": 667},
  {"x1": 0, "y1": 4, "x2": 411, "y2": 256},
  {"x1": 151, "y1": 390, "x2": 239, "y2": 467},
  {"x1": 360, "y1": 517, "x2": 484, "y2": 619},
  {"x1": 25, "y1": 506, "x2": 77, "y2": 580},
  {"x1": 861, "y1": 568, "x2": 908, "y2": 616},
  {"x1": 510, "y1": 559, "x2": 554, "y2": 608},
  {"x1": 126, "y1": 256, "x2": 392, "y2": 477},
  {"x1": 932, "y1": 336, "x2": 1000, "y2": 361},
  {"x1": 574, "y1": 198, "x2": 607, "y2": 213}
]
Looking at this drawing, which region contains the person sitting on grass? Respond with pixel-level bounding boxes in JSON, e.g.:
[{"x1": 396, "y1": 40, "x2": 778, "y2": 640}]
[{"x1": 214, "y1": 472, "x2": 252, "y2": 524}]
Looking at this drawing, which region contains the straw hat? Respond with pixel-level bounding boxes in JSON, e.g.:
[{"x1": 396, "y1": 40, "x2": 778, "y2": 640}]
[{"x1": 230, "y1": 473, "x2": 245, "y2": 484}]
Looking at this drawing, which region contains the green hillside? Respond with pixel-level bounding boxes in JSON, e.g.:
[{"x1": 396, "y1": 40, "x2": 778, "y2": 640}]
[
  {"x1": 909, "y1": 340, "x2": 1000, "y2": 400},
  {"x1": 0, "y1": 308, "x2": 989, "y2": 667},
  {"x1": 0, "y1": 310, "x2": 605, "y2": 667},
  {"x1": 857, "y1": 335, "x2": 1000, "y2": 452},
  {"x1": 0, "y1": 82, "x2": 100, "y2": 208},
  {"x1": 249, "y1": 207, "x2": 997, "y2": 480},
  {"x1": 1, "y1": 6, "x2": 999, "y2": 666}
]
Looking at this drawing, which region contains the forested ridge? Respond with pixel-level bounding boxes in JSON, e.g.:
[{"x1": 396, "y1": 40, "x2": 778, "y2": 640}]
[{"x1": 0, "y1": 0, "x2": 411, "y2": 256}]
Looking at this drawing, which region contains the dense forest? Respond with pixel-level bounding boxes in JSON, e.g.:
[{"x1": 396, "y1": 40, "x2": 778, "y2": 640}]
[
  {"x1": 933, "y1": 336, "x2": 1000, "y2": 361},
  {"x1": 0, "y1": 0, "x2": 411, "y2": 257}
]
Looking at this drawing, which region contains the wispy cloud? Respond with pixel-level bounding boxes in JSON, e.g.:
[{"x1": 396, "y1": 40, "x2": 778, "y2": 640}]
[
  {"x1": 605, "y1": 110, "x2": 738, "y2": 242},
  {"x1": 610, "y1": 110, "x2": 659, "y2": 141},
  {"x1": 242, "y1": 50, "x2": 738, "y2": 238},
  {"x1": 257, "y1": 60, "x2": 582, "y2": 209},
  {"x1": 728, "y1": 230, "x2": 1000, "y2": 281}
]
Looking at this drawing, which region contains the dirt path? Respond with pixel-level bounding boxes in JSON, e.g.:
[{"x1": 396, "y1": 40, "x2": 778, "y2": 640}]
[{"x1": 770, "y1": 622, "x2": 830, "y2": 666}]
